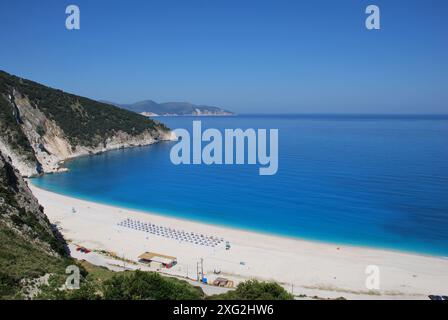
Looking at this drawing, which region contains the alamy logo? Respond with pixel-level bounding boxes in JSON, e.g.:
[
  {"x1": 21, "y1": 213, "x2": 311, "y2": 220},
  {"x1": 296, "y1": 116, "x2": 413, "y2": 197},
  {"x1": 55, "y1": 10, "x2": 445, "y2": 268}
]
[
  {"x1": 365, "y1": 265, "x2": 380, "y2": 290},
  {"x1": 170, "y1": 121, "x2": 278, "y2": 175},
  {"x1": 65, "y1": 5, "x2": 80, "y2": 30},
  {"x1": 65, "y1": 265, "x2": 80, "y2": 289},
  {"x1": 365, "y1": 5, "x2": 381, "y2": 30}
]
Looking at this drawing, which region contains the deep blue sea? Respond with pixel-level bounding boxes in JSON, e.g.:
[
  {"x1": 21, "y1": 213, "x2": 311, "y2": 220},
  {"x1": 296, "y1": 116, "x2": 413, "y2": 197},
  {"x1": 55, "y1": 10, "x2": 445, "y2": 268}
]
[{"x1": 31, "y1": 115, "x2": 448, "y2": 256}]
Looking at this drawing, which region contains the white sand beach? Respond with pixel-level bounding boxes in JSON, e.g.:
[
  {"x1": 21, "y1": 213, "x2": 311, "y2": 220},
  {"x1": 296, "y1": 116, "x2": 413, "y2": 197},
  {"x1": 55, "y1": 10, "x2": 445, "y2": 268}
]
[{"x1": 30, "y1": 184, "x2": 448, "y2": 300}]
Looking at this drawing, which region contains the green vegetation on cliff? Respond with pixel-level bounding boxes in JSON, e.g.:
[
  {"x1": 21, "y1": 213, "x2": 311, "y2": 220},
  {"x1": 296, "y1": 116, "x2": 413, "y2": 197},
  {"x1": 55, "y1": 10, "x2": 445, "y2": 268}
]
[
  {"x1": 0, "y1": 223, "x2": 72, "y2": 299},
  {"x1": 0, "y1": 70, "x2": 169, "y2": 148},
  {"x1": 0, "y1": 152, "x2": 73, "y2": 299}
]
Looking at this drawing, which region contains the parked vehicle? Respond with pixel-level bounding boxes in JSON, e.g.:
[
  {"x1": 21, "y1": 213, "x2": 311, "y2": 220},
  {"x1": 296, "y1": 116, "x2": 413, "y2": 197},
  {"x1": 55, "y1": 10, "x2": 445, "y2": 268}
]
[{"x1": 76, "y1": 246, "x2": 91, "y2": 254}]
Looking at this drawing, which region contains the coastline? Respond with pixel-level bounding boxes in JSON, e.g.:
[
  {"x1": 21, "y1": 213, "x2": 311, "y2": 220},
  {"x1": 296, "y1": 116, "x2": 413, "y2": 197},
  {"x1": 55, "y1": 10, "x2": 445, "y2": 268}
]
[
  {"x1": 28, "y1": 179, "x2": 448, "y2": 259},
  {"x1": 29, "y1": 183, "x2": 448, "y2": 300}
]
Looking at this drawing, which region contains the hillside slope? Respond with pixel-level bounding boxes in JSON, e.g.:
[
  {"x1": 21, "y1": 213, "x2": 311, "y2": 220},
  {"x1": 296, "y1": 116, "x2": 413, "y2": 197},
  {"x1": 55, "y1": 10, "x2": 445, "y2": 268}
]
[
  {"x1": 0, "y1": 151, "x2": 71, "y2": 298},
  {"x1": 0, "y1": 71, "x2": 175, "y2": 176}
]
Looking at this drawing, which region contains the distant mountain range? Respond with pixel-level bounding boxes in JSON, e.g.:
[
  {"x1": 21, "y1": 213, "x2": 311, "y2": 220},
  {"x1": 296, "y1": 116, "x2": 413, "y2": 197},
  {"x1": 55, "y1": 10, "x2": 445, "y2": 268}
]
[{"x1": 102, "y1": 100, "x2": 234, "y2": 116}]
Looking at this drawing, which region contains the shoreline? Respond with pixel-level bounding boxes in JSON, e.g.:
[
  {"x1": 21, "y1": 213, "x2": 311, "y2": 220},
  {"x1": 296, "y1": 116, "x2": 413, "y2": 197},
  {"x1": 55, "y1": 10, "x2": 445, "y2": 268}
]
[
  {"x1": 28, "y1": 135, "x2": 177, "y2": 178},
  {"x1": 29, "y1": 181, "x2": 448, "y2": 260},
  {"x1": 29, "y1": 183, "x2": 448, "y2": 300}
]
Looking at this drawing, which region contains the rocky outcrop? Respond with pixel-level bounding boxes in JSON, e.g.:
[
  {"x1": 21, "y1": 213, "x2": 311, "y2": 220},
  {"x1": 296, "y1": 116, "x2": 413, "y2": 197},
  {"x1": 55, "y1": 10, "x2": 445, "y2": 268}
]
[
  {"x1": 0, "y1": 150, "x2": 71, "y2": 299},
  {"x1": 0, "y1": 72, "x2": 176, "y2": 177},
  {"x1": 11, "y1": 92, "x2": 175, "y2": 175},
  {"x1": 0, "y1": 151, "x2": 64, "y2": 255},
  {"x1": 0, "y1": 137, "x2": 37, "y2": 177}
]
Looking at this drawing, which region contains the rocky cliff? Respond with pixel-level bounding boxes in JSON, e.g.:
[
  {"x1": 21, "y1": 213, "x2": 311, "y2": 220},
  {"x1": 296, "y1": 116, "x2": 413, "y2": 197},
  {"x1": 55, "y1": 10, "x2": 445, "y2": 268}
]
[
  {"x1": 0, "y1": 151, "x2": 64, "y2": 255},
  {"x1": 0, "y1": 150, "x2": 73, "y2": 298},
  {"x1": 0, "y1": 70, "x2": 176, "y2": 177}
]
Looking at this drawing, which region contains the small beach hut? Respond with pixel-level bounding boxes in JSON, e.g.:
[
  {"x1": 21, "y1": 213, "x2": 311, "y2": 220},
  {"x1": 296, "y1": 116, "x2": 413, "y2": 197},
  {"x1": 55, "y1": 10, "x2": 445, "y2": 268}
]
[{"x1": 138, "y1": 252, "x2": 177, "y2": 268}]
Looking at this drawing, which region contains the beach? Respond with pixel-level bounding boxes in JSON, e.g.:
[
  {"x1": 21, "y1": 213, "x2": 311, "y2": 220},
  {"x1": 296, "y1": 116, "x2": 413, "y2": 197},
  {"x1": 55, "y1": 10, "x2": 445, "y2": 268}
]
[{"x1": 30, "y1": 184, "x2": 448, "y2": 300}]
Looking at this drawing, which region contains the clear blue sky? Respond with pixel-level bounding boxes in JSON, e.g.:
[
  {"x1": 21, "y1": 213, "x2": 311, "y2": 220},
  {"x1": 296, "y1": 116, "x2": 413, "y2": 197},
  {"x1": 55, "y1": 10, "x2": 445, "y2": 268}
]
[{"x1": 0, "y1": 0, "x2": 447, "y2": 113}]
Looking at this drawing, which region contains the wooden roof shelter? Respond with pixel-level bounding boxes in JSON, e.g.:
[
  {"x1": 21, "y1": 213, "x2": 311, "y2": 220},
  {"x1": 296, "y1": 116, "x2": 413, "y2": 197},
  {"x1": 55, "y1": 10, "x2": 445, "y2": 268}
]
[{"x1": 138, "y1": 252, "x2": 177, "y2": 265}]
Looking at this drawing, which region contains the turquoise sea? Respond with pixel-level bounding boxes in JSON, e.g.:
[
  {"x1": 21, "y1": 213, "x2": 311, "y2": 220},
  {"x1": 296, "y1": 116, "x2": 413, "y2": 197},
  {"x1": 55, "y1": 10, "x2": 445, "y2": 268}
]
[{"x1": 31, "y1": 115, "x2": 448, "y2": 256}]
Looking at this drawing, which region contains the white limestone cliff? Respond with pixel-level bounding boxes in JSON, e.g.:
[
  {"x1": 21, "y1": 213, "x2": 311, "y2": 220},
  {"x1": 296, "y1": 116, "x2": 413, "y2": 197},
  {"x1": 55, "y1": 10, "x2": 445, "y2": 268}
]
[{"x1": 0, "y1": 92, "x2": 176, "y2": 177}]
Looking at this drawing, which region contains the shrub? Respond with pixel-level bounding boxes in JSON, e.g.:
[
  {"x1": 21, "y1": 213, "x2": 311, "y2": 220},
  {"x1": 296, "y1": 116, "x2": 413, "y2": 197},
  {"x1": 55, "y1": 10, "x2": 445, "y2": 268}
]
[
  {"x1": 102, "y1": 270, "x2": 204, "y2": 300},
  {"x1": 210, "y1": 279, "x2": 294, "y2": 300}
]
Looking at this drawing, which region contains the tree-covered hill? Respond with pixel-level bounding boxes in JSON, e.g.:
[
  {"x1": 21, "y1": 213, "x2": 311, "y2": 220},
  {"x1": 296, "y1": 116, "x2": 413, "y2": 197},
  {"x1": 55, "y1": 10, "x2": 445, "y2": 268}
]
[
  {"x1": 0, "y1": 70, "x2": 173, "y2": 176},
  {"x1": 0, "y1": 70, "x2": 169, "y2": 148}
]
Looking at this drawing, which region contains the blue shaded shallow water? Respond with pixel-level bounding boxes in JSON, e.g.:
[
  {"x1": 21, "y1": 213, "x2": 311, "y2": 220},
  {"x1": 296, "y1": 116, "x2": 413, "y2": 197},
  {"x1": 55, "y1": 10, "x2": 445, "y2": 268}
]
[{"x1": 31, "y1": 115, "x2": 448, "y2": 256}]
